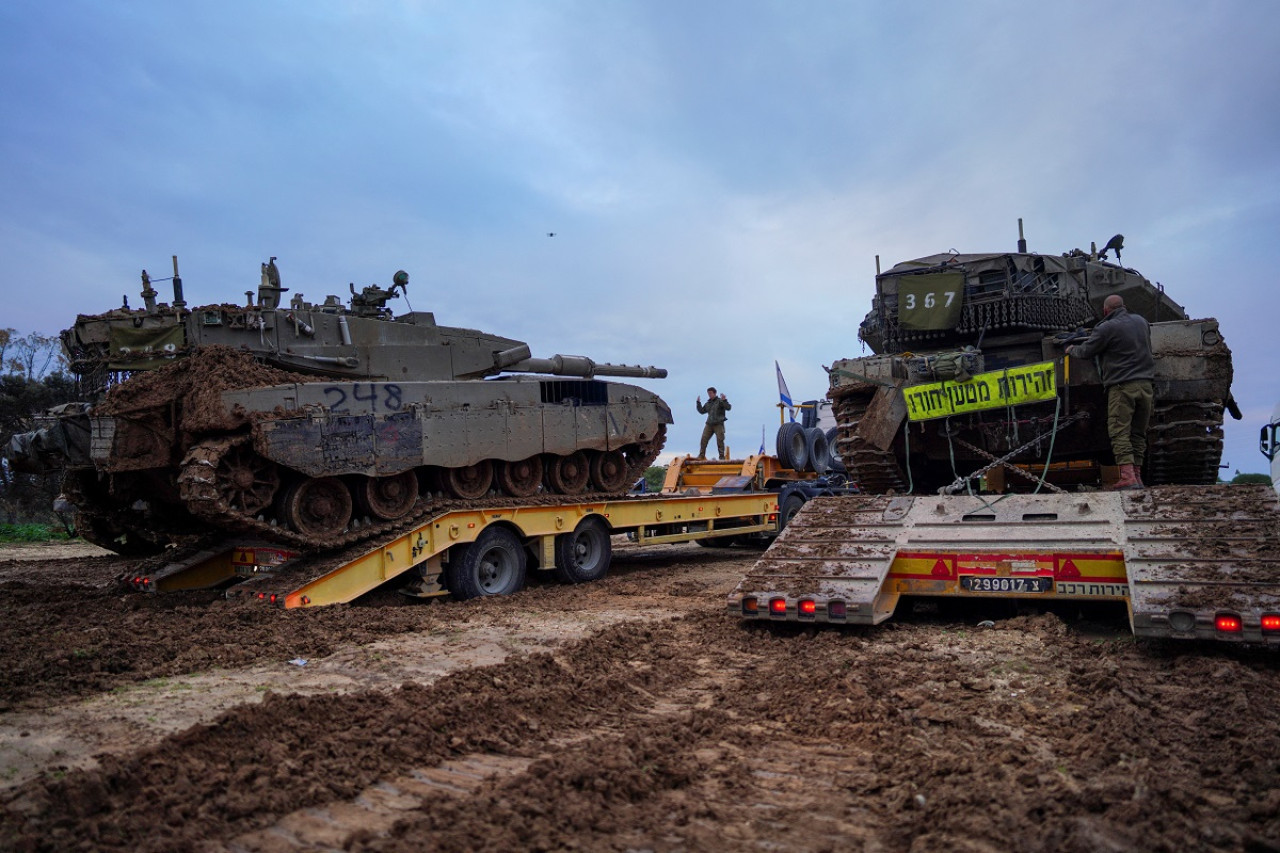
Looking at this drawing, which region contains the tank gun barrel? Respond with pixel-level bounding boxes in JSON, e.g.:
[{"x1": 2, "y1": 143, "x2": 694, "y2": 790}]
[{"x1": 493, "y1": 345, "x2": 666, "y2": 379}]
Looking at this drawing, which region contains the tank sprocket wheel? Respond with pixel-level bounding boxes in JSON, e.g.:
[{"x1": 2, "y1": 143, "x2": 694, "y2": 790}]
[
  {"x1": 589, "y1": 450, "x2": 629, "y2": 492},
  {"x1": 215, "y1": 441, "x2": 281, "y2": 517},
  {"x1": 622, "y1": 424, "x2": 667, "y2": 483},
  {"x1": 444, "y1": 460, "x2": 494, "y2": 500},
  {"x1": 497, "y1": 456, "x2": 544, "y2": 498},
  {"x1": 280, "y1": 477, "x2": 353, "y2": 538},
  {"x1": 354, "y1": 471, "x2": 419, "y2": 521},
  {"x1": 179, "y1": 436, "x2": 281, "y2": 521},
  {"x1": 546, "y1": 451, "x2": 590, "y2": 495}
]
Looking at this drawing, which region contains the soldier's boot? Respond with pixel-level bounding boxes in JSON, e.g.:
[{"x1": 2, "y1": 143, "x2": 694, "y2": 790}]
[{"x1": 1112, "y1": 464, "x2": 1141, "y2": 490}]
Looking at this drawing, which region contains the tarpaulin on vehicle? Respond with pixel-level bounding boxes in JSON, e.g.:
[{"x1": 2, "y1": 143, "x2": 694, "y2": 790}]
[
  {"x1": 896, "y1": 273, "x2": 965, "y2": 330},
  {"x1": 107, "y1": 325, "x2": 186, "y2": 369}
]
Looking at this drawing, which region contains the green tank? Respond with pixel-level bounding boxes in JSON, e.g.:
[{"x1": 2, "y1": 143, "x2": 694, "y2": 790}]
[
  {"x1": 8, "y1": 258, "x2": 671, "y2": 554},
  {"x1": 829, "y1": 227, "x2": 1237, "y2": 493}
]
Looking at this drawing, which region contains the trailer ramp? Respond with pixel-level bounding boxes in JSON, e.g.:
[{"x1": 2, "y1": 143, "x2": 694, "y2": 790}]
[
  {"x1": 1123, "y1": 485, "x2": 1280, "y2": 642},
  {"x1": 731, "y1": 486, "x2": 1280, "y2": 644}
]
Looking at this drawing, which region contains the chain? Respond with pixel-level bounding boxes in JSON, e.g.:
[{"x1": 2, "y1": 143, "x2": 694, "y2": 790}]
[{"x1": 937, "y1": 410, "x2": 1089, "y2": 495}]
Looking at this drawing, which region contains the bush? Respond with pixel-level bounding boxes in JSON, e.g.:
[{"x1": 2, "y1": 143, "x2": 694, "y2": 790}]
[
  {"x1": 0, "y1": 522, "x2": 72, "y2": 543},
  {"x1": 1230, "y1": 472, "x2": 1273, "y2": 485}
]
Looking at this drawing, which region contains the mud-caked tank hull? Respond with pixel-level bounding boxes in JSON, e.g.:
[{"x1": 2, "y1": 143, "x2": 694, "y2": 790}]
[
  {"x1": 8, "y1": 260, "x2": 672, "y2": 553},
  {"x1": 830, "y1": 234, "x2": 1235, "y2": 494}
]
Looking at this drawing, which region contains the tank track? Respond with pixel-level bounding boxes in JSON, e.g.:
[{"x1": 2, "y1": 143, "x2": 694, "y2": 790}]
[
  {"x1": 62, "y1": 469, "x2": 200, "y2": 556},
  {"x1": 830, "y1": 388, "x2": 910, "y2": 494},
  {"x1": 175, "y1": 425, "x2": 667, "y2": 553},
  {"x1": 1144, "y1": 401, "x2": 1225, "y2": 486}
]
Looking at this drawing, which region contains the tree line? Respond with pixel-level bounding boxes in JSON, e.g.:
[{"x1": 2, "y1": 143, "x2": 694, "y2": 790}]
[{"x1": 0, "y1": 329, "x2": 77, "y2": 525}]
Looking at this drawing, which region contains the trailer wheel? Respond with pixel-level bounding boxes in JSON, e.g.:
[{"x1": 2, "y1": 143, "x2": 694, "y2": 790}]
[
  {"x1": 447, "y1": 525, "x2": 527, "y2": 599},
  {"x1": 553, "y1": 516, "x2": 612, "y2": 583},
  {"x1": 806, "y1": 428, "x2": 830, "y2": 474},
  {"x1": 825, "y1": 427, "x2": 846, "y2": 473},
  {"x1": 776, "y1": 422, "x2": 808, "y2": 471},
  {"x1": 779, "y1": 493, "x2": 806, "y2": 531}
]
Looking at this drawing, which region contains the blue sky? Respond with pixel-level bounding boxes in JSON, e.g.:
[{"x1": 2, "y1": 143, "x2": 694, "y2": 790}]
[{"x1": 2, "y1": 1, "x2": 1277, "y2": 474}]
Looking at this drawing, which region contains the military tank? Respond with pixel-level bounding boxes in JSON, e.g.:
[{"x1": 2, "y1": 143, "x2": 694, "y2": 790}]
[
  {"x1": 8, "y1": 258, "x2": 672, "y2": 554},
  {"x1": 828, "y1": 226, "x2": 1238, "y2": 494}
]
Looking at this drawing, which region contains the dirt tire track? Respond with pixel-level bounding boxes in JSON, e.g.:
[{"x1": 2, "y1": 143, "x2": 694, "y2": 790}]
[{"x1": 0, "y1": 544, "x2": 1278, "y2": 852}]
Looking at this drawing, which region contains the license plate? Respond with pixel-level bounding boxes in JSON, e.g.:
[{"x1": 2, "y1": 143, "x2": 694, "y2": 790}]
[{"x1": 960, "y1": 575, "x2": 1052, "y2": 594}]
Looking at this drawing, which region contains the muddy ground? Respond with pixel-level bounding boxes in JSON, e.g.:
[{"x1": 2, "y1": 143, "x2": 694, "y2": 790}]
[{"x1": 0, "y1": 538, "x2": 1277, "y2": 852}]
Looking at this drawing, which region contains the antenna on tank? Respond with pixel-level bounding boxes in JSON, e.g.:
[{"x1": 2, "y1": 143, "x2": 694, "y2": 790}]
[
  {"x1": 1017, "y1": 218, "x2": 1027, "y2": 253},
  {"x1": 171, "y1": 256, "x2": 186, "y2": 310}
]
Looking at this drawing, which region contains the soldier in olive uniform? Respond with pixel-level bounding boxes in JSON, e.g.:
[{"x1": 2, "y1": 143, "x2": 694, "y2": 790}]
[
  {"x1": 697, "y1": 387, "x2": 731, "y2": 459},
  {"x1": 1066, "y1": 294, "x2": 1154, "y2": 489}
]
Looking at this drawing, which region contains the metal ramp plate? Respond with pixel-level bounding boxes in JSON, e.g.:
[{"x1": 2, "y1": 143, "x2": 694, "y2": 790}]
[
  {"x1": 731, "y1": 495, "x2": 911, "y2": 624},
  {"x1": 731, "y1": 492, "x2": 1131, "y2": 624},
  {"x1": 1122, "y1": 485, "x2": 1280, "y2": 641}
]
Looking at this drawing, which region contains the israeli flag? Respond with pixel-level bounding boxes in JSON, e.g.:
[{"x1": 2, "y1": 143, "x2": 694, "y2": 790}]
[
  {"x1": 759, "y1": 424, "x2": 766, "y2": 455},
  {"x1": 775, "y1": 360, "x2": 793, "y2": 407}
]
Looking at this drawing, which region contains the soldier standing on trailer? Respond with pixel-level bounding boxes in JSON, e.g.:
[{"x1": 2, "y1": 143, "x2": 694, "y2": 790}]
[
  {"x1": 696, "y1": 387, "x2": 731, "y2": 459},
  {"x1": 1066, "y1": 294, "x2": 1154, "y2": 489}
]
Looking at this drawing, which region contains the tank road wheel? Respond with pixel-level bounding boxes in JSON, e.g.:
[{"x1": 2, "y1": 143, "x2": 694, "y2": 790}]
[
  {"x1": 553, "y1": 516, "x2": 613, "y2": 584},
  {"x1": 354, "y1": 471, "x2": 419, "y2": 521},
  {"x1": 281, "y1": 477, "x2": 353, "y2": 538},
  {"x1": 589, "y1": 450, "x2": 629, "y2": 493},
  {"x1": 497, "y1": 456, "x2": 544, "y2": 498},
  {"x1": 217, "y1": 442, "x2": 280, "y2": 516},
  {"x1": 443, "y1": 461, "x2": 494, "y2": 500},
  {"x1": 546, "y1": 451, "x2": 590, "y2": 495},
  {"x1": 446, "y1": 525, "x2": 527, "y2": 600}
]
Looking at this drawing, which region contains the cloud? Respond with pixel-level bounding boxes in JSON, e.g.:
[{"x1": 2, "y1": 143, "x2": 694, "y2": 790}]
[{"x1": 0, "y1": 0, "x2": 1277, "y2": 472}]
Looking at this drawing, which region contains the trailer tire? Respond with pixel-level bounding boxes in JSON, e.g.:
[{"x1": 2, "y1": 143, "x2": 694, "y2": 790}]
[
  {"x1": 780, "y1": 493, "x2": 806, "y2": 531},
  {"x1": 806, "y1": 428, "x2": 830, "y2": 474},
  {"x1": 776, "y1": 422, "x2": 808, "y2": 471},
  {"x1": 553, "y1": 516, "x2": 612, "y2": 584},
  {"x1": 825, "y1": 427, "x2": 846, "y2": 472},
  {"x1": 446, "y1": 525, "x2": 527, "y2": 599}
]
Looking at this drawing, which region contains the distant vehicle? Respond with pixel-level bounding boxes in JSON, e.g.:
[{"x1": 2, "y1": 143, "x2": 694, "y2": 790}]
[{"x1": 1262, "y1": 402, "x2": 1280, "y2": 495}]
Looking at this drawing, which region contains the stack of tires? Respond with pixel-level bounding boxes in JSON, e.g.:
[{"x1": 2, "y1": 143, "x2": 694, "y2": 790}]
[{"x1": 775, "y1": 421, "x2": 845, "y2": 474}]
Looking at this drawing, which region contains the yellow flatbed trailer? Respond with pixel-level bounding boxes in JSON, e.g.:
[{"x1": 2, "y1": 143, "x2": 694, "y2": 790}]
[
  {"x1": 729, "y1": 485, "x2": 1280, "y2": 644},
  {"x1": 129, "y1": 490, "x2": 782, "y2": 608}
]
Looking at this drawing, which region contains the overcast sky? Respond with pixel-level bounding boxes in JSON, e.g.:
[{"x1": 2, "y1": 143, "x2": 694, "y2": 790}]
[{"x1": 2, "y1": 1, "x2": 1277, "y2": 475}]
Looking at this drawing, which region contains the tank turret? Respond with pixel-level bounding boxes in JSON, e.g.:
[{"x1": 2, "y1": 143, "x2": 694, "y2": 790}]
[
  {"x1": 829, "y1": 224, "x2": 1235, "y2": 493},
  {"x1": 11, "y1": 259, "x2": 672, "y2": 554}
]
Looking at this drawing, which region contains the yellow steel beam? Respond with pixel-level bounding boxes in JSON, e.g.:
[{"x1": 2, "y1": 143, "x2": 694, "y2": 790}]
[
  {"x1": 285, "y1": 492, "x2": 781, "y2": 608},
  {"x1": 151, "y1": 552, "x2": 240, "y2": 592}
]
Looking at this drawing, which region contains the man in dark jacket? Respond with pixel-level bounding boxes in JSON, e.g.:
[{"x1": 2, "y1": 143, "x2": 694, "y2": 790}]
[
  {"x1": 696, "y1": 387, "x2": 731, "y2": 459},
  {"x1": 1066, "y1": 294, "x2": 1154, "y2": 489}
]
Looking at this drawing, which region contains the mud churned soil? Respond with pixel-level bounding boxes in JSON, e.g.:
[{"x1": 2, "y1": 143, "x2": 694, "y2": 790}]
[{"x1": 0, "y1": 540, "x2": 1277, "y2": 852}]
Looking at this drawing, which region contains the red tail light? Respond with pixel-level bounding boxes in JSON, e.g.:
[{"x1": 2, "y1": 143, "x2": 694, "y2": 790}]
[
  {"x1": 1215, "y1": 614, "x2": 1243, "y2": 633},
  {"x1": 742, "y1": 597, "x2": 759, "y2": 614},
  {"x1": 769, "y1": 598, "x2": 787, "y2": 615},
  {"x1": 1261, "y1": 614, "x2": 1280, "y2": 633},
  {"x1": 798, "y1": 600, "x2": 816, "y2": 616},
  {"x1": 828, "y1": 601, "x2": 848, "y2": 619}
]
